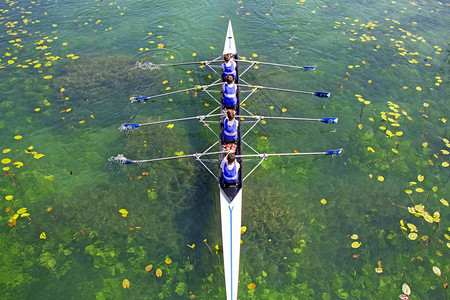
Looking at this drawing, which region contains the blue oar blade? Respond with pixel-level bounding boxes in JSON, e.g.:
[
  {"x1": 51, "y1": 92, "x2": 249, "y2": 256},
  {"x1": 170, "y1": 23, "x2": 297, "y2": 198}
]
[
  {"x1": 314, "y1": 92, "x2": 331, "y2": 98},
  {"x1": 131, "y1": 96, "x2": 150, "y2": 103},
  {"x1": 302, "y1": 66, "x2": 315, "y2": 70},
  {"x1": 120, "y1": 123, "x2": 140, "y2": 131},
  {"x1": 320, "y1": 117, "x2": 338, "y2": 124},
  {"x1": 325, "y1": 148, "x2": 343, "y2": 156}
]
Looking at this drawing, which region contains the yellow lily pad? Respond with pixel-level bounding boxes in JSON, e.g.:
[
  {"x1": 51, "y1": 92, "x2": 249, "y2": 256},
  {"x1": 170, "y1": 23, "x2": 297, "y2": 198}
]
[{"x1": 122, "y1": 279, "x2": 130, "y2": 289}]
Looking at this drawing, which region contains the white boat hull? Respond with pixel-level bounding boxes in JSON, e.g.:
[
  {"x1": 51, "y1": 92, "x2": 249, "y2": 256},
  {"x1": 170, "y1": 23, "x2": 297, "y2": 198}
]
[
  {"x1": 220, "y1": 188, "x2": 242, "y2": 300},
  {"x1": 223, "y1": 20, "x2": 237, "y2": 55}
]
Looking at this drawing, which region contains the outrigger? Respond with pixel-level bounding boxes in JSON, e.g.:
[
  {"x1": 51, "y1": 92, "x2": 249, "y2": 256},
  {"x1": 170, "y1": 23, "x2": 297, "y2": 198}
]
[{"x1": 112, "y1": 21, "x2": 342, "y2": 300}]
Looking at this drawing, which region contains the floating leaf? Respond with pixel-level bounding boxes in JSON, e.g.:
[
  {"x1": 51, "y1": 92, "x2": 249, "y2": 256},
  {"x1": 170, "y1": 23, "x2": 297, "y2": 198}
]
[
  {"x1": 417, "y1": 175, "x2": 424, "y2": 182},
  {"x1": 3, "y1": 149, "x2": 11, "y2": 153},
  {"x1": 43, "y1": 75, "x2": 53, "y2": 79},
  {"x1": 432, "y1": 266, "x2": 441, "y2": 276},
  {"x1": 351, "y1": 241, "x2": 361, "y2": 248},
  {"x1": 378, "y1": 176, "x2": 384, "y2": 182},
  {"x1": 281, "y1": 108, "x2": 287, "y2": 113},
  {"x1": 157, "y1": 44, "x2": 164, "y2": 48},
  {"x1": 402, "y1": 283, "x2": 411, "y2": 296},
  {"x1": 40, "y1": 232, "x2": 46, "y2": 239},
  {"x1": 1, "y1": 158, "x2": 11, "y2": 164},
  {"x1": 167, "y1": 124, "x2": 174, "y2": 129},
  {"x1": 122, "y1": 279, "x2": 130, "y2": 289},
  {"x1": 5, "y1": 195, "x2": 13, "y2": 201},
  {"x1": 407, "y1": 223, "x2": 417, "y2": 232},
  {"x1": 240, "y1": 226, "x2": 247, "y2": 234},
  {"x1": 358, "y1": 124, "x2": 363, "y2": 130},
  {"x1": 145, "y1": 264, "x2": 153, "y2": 272},
  {"x1": 165, "y1": 257, "x2": 172, "y2": 264},
  {"x1": 415, "y1": 188, "x2": 424, "y2": 193},
  {"x1": 408, "y1": 233, "x2": 418, "y2": 240},
  {"x1": 320, "y1": 199, "x2": 327, "y2": 205},
  {"x1": 351, "y1": 234, "x2": 359, "y2": 240},
  {"x1": 119, "y1": 208, "x2": 128, "y2": 217},
  {"x1": 156, "y1": 268, "x2": 162, "y2": 277},
  {"x1": 248, "y1": 283, "x2": 256, "y2": 290},
  {"x1": 17, "y1": 208, "x2": 27, "y2": 214}
]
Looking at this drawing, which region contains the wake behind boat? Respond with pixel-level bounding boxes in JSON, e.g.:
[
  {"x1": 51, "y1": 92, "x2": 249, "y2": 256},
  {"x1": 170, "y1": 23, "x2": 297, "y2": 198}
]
[{"x1": 111, "y1": 21, "x2": 342, "y2": 300}]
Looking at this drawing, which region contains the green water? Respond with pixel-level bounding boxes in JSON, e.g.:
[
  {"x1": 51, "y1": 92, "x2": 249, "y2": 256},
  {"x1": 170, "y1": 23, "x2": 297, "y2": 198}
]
[{"x1": 1, "y1": 0, "x2": 448, "y2": 299}]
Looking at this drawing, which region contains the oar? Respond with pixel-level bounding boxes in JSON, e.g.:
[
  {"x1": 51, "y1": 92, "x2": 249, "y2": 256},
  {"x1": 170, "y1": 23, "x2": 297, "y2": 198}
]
[
  {"x1": 238, "y1": 84, "x2": 330, "y2": 98},
  {"x1": 237, "y1": 115, "x2": 338, "y2": 124},
  {"x1": 237, "y1": 148, "x2": 343, "y2": 158},
  {"x1": 120, "y1": 113, "x2": 223, "y2": 131},
  {"x1": 152, "y1": 60, "x2": 214, "y2": 67},
  {"x1": 110, "y1": 151, "x2": 226, "y2": 164},
  {"x1": 130, "y1": 82, "x2": 222, "y2": 102},
  {"x1": 151, "y1": 55, "x2": 222, "y2": 67},
  {"x1": 236, "y1": 59, "x2": 315, "y2": 70}
]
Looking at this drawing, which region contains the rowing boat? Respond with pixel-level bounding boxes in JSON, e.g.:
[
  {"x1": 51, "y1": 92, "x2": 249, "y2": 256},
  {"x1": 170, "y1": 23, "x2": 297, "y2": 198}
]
[
  {"x1": 112, "y1": 20, "x2": 343, "y2": 300},
  {"x1": 219, "y1": 21, "x2": 242, "y2": 300}
]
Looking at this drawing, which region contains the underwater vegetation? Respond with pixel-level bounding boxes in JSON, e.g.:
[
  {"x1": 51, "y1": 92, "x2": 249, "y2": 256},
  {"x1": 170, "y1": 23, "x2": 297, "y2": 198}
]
[{"x1": 1, "y1": 0, "x2": 448, "y2": 299}]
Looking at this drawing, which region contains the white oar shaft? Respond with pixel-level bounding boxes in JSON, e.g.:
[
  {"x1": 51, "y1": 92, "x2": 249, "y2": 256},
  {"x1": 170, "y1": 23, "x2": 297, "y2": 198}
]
[
  {"x1": 139, "y1": 114, "x2": 222, "y2": 126},
  {"x1": 156, "y1": 60, "x2": 211, "y2": 67},
  {"x1": 238, "y1": 84, "x2": 314, "y2": 95},
  {"x1": 237, "y1": 152, "x2": 326, "y2": 158},
  {"x1": 237, "y1": 115, "x2": 321, "y2": 122},
  {"x1": 132, "y1": 151, "x2": 226, "y2": 163},
  {"x1": 237, "y1": 59, "x2": 313, "y2": 69},
  {"x1": 155, "y1": 56, "x2": 221, "y2": 67},
  {"x1": 143, "y1": 82, "x2": 222, "y2": 100}
]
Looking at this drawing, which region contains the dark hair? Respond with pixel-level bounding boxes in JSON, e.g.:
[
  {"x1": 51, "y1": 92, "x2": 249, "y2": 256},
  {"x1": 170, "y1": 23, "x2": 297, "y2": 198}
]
[
  {"x1": 226, "y1": 109, "x2": 235, "y2": 120},
  {"x1": 224, "y1": 53, "x2": 231, "y2": 62},
  {"x1": 225, "y1": 75, "x2": 234, "y2": 84},
  {"x1": 228, "y1": 153, "x2": 236, "y2": 163}
]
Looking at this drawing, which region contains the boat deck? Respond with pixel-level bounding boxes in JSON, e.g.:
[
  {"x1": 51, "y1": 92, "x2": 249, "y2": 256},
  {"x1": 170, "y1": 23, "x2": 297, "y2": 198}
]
[{"x1": 219, "y1": 53, "x2": 242, "y2": 202}]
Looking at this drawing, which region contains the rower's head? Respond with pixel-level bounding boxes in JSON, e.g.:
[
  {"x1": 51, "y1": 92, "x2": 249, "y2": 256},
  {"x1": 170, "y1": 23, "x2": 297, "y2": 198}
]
[
  {"x1": 226, "y1": 109, "x2": 235, "y2": 120},
  {"x1": 227, "y1": 152, "x2": 236, "y2": 164},
  {"x1": 223, "y1": 53, "x2": 231, "y2": 62},
  {"x1": 225, "y1": 75, "x2": 234, "y2": 84}
]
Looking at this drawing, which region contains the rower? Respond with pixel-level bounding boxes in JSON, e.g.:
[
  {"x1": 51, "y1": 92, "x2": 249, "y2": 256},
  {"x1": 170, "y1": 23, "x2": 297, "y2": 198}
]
[
  {"x1": 220, "y1": 152, "x2": 240, "y2": 184},
  {"x1": 222, "y1": 75, "x2": 237, "y2": 109},
  {"x1": 221, "y1": 53, "x2": 237, "y2": 80},
  {"x1": 222, "y1": 109, "x2": 239, "y2": 151}
]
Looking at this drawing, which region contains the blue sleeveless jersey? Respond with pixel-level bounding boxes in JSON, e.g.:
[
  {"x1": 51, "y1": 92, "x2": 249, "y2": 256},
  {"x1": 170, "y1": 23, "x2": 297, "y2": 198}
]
[
  {"x1": 221, "y1": 61, "x2": 236, "y2": 78},
  {"x1": 223, "y1": 83, "x2": 237, "y2": 107},
  {"x1": 222, "y1": 162, "x2": 238, "y2": 183},
  {"x1": 223, "y1": 118, "x2": 238, "y2": 141}
]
